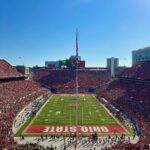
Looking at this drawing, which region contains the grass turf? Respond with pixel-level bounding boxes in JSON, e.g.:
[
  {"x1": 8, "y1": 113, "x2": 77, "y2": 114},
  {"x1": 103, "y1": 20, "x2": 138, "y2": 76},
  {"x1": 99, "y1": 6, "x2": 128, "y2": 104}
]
[
  {"x1": 16, "y1": 94, "x2": 133, "y2": 136},
  {"x1": 32, "y1": 95, "x2": 120, "y2": 126}
]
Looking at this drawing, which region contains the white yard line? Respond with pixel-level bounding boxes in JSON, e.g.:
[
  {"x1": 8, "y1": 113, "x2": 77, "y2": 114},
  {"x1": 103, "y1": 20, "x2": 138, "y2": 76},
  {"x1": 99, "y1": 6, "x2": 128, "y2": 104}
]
[
  {"x1": 23, "y1": 95, "x2": 53, "y2": 134},
  {"x1": 92, "y1": 95, "x2": 129, "y2": 134}
]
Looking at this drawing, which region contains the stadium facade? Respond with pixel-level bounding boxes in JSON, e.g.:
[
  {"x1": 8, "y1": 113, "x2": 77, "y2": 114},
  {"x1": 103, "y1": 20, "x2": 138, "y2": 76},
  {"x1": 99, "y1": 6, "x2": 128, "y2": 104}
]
[{"x1": 132, "y1": 46, "x2": 150, "y2": 65}]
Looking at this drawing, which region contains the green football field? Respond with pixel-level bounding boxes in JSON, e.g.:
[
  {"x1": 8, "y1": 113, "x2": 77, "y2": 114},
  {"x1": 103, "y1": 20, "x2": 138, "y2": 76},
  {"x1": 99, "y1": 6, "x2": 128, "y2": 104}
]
[
  {"x1": 32, "y1": 94, "x2": 119, "y2": 126},
  {"x1": 16, "y1": 94, "x2": 132, "y2": 136}
]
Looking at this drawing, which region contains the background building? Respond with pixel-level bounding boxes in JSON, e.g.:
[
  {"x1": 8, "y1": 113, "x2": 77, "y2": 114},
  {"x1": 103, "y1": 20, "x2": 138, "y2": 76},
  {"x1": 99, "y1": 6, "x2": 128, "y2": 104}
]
[
  {"x1": 45, "y1": 61, "x2": 59, "y2": 69},
  {"x1": 132, "y1": 47, "x2": 150, "y2": 65},
  {"x1": 68, "y1": 55, "x2": 85, "y2": 69},
  {"x1": 107, "y1": 57, "x2": 119, "y2": 77},
  {"x1": 16, "y1": 65, "x2": 30, "y2": 77},
  {"x1": 45, "y1": 56, "x2": 85, "y2": 69}
]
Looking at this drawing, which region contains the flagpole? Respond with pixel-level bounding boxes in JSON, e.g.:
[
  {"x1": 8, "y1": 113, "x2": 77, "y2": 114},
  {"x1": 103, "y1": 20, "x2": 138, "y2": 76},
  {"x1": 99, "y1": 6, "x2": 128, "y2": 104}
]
[{"x1": 75, "y1": 29, "x2": 79, "y2": 150}]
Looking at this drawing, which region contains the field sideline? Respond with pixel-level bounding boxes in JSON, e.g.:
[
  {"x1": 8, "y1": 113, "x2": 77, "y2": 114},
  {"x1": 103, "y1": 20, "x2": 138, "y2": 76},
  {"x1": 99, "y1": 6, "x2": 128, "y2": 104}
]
[{"x1": 17, "y1": 94, "x2": 132, "y2": 136}]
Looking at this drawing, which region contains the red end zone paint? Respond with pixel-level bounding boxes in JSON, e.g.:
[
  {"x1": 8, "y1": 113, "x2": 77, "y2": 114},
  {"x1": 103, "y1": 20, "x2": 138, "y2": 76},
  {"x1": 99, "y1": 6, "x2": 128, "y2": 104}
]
[{"x1": 25, "y1": 125, "x2": 127, "y2": 135}]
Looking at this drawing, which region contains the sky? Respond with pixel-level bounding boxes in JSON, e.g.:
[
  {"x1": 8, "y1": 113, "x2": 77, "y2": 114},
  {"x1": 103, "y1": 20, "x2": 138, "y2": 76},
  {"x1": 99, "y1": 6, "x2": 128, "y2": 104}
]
[{"x1": 1, "y1": 0, "x2": 150, "y2": 67}]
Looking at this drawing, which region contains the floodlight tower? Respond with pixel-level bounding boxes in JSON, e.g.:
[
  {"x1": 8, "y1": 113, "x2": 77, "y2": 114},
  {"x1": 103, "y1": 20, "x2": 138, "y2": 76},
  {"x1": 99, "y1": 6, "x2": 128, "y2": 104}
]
[{"x1": 75, "y1": 29, "x2": 79, "y2": 150}]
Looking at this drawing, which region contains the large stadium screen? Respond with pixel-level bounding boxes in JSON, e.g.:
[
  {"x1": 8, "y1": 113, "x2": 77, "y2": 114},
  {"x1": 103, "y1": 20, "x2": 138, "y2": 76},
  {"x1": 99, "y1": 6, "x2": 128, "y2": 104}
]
[{"x1": 61, "y1": 60, "x2": 67, "y2": 65}]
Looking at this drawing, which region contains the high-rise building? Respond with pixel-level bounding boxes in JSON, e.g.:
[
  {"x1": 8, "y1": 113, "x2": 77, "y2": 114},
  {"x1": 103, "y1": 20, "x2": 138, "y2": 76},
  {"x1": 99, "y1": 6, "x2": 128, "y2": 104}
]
[
  {"x1": 107, "y1": 57, "x2": 119, "y2": 77},
  {"x1": 132, "y1": 47, "x2": 150, "y2": 66}
]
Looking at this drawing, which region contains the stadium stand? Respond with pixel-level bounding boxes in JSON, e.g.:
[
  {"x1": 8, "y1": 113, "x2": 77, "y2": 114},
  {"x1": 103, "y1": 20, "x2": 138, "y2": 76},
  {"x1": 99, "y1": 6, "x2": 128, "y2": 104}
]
[
  {"x1": 0, "y1": 59, "x2": 150, "y2": 149},
  {"x1": 96, "y1": 79, "x2": 150, "y2": 149},
  {"x1": 120, "y1": 60, "x2": 150, "y2": 80},
  {"x1": 0, "y1": 59, "x2": 23, "y2": 79},
  {"x1": 0, "y1": 60, "x2": 49, "y2": 149},
  {"x1": 33, "y1": 70, "x2": 111, "y2": 93}
]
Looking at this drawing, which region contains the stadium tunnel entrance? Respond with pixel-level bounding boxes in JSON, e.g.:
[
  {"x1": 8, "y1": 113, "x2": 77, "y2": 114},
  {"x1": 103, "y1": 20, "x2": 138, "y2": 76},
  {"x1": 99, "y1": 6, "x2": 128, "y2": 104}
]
[
  {"x1": 50, "y1": 87, "x2": 57, "y2": 93},
  {"x1": 87, "y1": 87, "x2": 95, "y2": 93}
]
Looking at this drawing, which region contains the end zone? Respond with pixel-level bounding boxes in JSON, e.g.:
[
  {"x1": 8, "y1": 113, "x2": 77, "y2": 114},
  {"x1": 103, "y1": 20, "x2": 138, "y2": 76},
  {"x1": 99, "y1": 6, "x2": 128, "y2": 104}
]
[{"x1": 25, "y1": 125, "x2": 127, "y2": 135}]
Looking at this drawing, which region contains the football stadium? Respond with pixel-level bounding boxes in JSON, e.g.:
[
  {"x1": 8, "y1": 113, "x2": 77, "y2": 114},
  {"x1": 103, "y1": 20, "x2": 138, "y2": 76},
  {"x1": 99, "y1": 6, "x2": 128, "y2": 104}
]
[
  {"x1": 1, "y1": 44, "x2": 150, "y2": 150},
  {"x1": 1, "y1": 1, "x2": 150, "y2": 150}
]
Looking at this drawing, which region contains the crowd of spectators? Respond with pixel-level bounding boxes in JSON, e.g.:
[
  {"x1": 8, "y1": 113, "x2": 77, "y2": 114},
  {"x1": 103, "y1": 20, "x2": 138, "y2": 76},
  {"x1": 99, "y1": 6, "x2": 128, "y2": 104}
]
[
  {"x1": 13, "y1": 96, "x2": 47, "y2": 133},
  {"x1": 0, "y1": 60, "x2": 49, "y2": 149},
  {"x1": 16, "y1": 134, "x2": 136, "y2": 150},
  {"x1": 0, "y1": 80, "x2": 49, "y2": 149},
  {"x1": 96, "y1": 79, "x2": 150, "y2": 149},
  {"x1": 11, "y1": 143, "x2": 51, "y2": 150},
  {"x1": 120, "y1": 60, "x2": 150, "y2": 80},
  {"x1": 0, "y1": 59, "x2": 150, "y2": 149},
  {"x1": 0, "y1": 59, "x2": 22, "y2": 79},
  {"x1": 33, "y1": 70, "x2": 111, "y2": 93}
]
